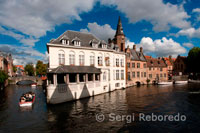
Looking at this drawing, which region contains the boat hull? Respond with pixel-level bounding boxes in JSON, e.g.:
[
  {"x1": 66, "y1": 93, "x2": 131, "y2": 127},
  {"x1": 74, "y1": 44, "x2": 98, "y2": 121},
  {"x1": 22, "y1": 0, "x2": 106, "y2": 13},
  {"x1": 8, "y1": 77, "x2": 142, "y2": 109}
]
[
  {"x1": 19, "y1": 96, "x2": 35, "y2": 107},
  {"x1": 175, "y1": 81, "x2": 188, "y2": 84},
  {"x1": 158, "y1": 82, "x2": 173, "y2": 85}
]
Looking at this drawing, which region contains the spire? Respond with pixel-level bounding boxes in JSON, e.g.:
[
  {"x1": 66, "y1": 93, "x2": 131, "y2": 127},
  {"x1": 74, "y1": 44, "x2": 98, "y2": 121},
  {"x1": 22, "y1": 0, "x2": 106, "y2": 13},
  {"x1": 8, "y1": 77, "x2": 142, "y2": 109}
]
[{"x1": 115, "y1": 16, "x2": 124, "y2": 36}]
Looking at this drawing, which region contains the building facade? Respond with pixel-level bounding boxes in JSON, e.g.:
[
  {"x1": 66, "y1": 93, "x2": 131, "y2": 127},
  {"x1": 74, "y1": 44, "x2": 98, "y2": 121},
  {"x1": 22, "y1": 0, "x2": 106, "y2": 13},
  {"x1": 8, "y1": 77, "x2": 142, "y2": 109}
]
[
  {"x1": 173, "y1": 55, "x2": 187, "y2": 75},
  {"x1": 145, "y1": 56, "x2": 168, "y2": 84},
  {"x1": 46, "y1": 30, "x2": 126, "y2": 104},
  {"x1": 126, "y1": 45, "x2": 148, "y2": 86},
  {"x1": 0, "y1": 52, "x2": 14, "y2": 77}
]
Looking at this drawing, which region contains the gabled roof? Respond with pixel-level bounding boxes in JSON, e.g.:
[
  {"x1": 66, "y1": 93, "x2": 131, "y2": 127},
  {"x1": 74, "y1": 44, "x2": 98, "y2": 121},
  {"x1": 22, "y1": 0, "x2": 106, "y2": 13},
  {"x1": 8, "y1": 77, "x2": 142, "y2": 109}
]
[
  {"x1": 50, "y1": 30, "x2": 101, "y2": 47},
  {"x1": 59, "y1": 35, "x2": 69, "y2": 41},
  {"x1": 130, "y1": 49, "x2": 146, "y2": 62},
  {"x1": 145, "y1": 56, "x2": 167, "y2": 67}
]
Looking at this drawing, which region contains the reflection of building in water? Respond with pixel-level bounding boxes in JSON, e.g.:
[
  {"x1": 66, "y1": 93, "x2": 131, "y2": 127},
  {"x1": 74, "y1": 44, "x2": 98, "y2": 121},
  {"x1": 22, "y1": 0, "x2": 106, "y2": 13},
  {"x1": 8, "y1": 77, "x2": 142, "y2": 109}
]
[{"x1": 46, "y1": 26, "x2": 126, "y2": 104}]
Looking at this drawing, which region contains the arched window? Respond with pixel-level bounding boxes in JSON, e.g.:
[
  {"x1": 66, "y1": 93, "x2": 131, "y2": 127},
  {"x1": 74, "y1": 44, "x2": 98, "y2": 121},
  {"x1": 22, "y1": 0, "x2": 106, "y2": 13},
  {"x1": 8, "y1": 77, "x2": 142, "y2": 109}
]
[
  {"x1": 79, "y1": 51, "x2": 85, "y2": 66},
  {"x1": 90, "y1": 52, "x2": 95, "y2": 66},
  {"x1": 58, "y1": 50, "x2": 65, "y2": 65},
  {"x1": 98, "y1": 53, "x2": 103, "y2": 66},
  {"x1": 69, "y1": 51, "x2": 75, "y2": 65}
]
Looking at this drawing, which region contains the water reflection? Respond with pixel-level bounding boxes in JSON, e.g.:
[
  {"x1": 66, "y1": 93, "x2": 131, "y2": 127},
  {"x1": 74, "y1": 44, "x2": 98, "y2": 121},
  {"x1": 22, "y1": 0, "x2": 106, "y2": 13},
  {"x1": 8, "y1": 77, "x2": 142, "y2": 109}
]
[{"x1": 0, "y1": 84, "x2": 200, "y2": 132}]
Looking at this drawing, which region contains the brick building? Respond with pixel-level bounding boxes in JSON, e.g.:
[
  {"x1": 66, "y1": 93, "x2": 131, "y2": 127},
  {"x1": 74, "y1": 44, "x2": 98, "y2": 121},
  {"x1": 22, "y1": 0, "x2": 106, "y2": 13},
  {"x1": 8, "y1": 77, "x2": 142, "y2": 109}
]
[
  {"x1": 145, "y1": 56, "x2": 168, "y2": 84},
  {"x1": 126, "y1": 45, "x2": 147, "y2": 86},
  {"x1": 173, "y1": 55, "x2": 187, "y2": 75}
]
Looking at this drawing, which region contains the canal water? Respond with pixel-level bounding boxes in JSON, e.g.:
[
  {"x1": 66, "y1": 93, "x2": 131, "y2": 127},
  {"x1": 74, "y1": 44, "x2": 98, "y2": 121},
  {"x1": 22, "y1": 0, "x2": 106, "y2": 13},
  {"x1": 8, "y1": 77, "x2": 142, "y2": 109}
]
[{"x1": 0, "y1": 84, "x2": 200, "y2": 132}]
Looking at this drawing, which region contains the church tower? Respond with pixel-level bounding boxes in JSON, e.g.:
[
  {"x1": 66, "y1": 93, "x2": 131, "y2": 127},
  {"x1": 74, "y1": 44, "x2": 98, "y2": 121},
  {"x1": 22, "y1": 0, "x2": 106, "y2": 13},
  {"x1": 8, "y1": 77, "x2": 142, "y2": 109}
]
[{"x1": 114, "y1": 16, "x2": 125, "y2": 52}]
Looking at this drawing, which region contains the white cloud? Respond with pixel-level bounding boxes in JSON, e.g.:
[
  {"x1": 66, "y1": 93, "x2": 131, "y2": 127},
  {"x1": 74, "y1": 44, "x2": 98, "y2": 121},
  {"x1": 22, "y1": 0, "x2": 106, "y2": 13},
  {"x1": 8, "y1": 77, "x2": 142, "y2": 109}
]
[
  {"x1": 126, "y1": 39, "x2": 135, "y2": 48},
  {"x1": 177, "y1": 27, "x2": 200, "y2": 38},
  {"x1": 137, "y1": 37, "x2": 186, "y2": 57},
  {"x1": 100, "y1": 0, "x2": 190, "y2": 31},
  {"x1": 0, "y1": 44, "x2": 47, "y2": 65},
  {"x1": 192, "y1": 8, "x2": 200, "y2": 13},
  {"x1": 80, "y1": 22, "x2": 115, "y2": 41},
  {"x1": 0, "y1": 0, "x2": 95, "y2": 46},
  {"x1": 183, "y1": 43, "x2": 194, "y2": 48}
]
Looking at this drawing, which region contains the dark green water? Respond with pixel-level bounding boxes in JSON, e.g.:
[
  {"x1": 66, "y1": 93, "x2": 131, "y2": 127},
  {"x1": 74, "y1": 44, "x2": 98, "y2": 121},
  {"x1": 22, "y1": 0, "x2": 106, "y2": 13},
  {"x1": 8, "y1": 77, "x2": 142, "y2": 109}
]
[{"x1": 0, "y1": 84, "x2": 200, "y2": 132}]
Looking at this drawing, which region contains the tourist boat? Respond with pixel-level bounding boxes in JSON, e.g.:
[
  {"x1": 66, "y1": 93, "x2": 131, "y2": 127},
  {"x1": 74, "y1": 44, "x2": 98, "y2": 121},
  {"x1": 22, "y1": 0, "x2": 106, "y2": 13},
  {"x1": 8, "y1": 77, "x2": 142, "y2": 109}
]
[
  {"x1": 175, "y1": 81, "x2": 188, "y2": 84},
  {"x1": 19, "y1": 92, "x2": 36, "y2": 107},
  {"x1": 188, "y1": 79, "x2": 200, "y2": 83},
  {"x1": 31, "y1": 83, "x2": 37, "y2": 87},
  {"x1": 158, "y1": 81, "x2": 173, "y2": 85}
]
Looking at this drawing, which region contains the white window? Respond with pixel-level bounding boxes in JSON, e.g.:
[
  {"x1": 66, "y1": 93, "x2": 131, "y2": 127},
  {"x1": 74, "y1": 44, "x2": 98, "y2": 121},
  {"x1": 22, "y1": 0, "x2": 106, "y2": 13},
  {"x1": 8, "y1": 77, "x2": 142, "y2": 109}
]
[
  {"x1": 105, "y1": 57, "x2": 110, "y2": 66},
  {"x1": 79, "y1": 55, "x2": 84, "y2": 65},
  {"x1": 113, "y1": 70, "x2": 115, "y2": 80},
  {"x1": 116, "y1": 58, "x2": 119, "y2": 67},
  {"x1": 74, "y1": 41, "x2": 81, "y2": 46},
  {"x1": 103, "y1": 71, "x2": 107, "y2": 81},
  {"x1": 62, "y1": 40, "x2": 66, "y2": 45},
  {"x1": 69, "y1": 51, "x2": 75, "y2": 65},
  {"x1": 120, "y1": 59, "x2": 124, "y2": 67},
  {"x1": 98, "y1": 56, "x2": 103, "y2": 66},
  {"x1": 90, "y1": 55, "x2": 95, "y2": 66},
  {"x1": 58, "y1": 50, "x2": 65, "y2": 65},
  {"x1": 102, "y1": 44, "x2": 107, "y2": 49},
  {"x1": 121, "y1": 70, "x2": 124, "y2": 80},
  {"x1": 116, "y1": 70, "x2": 119, "y2": 80}
]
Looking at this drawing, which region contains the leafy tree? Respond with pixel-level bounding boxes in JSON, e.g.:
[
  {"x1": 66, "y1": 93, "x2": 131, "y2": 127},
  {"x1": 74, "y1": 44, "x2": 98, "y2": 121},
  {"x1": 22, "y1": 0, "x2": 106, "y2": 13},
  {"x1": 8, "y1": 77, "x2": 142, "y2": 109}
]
[
  {"x1": 36, "y1": 60, "x2": 47, "y2": 76},
  {"x1": 0, "y1": 70, "x2": 8, "y2": 83},
  {"x1": 187, "y1": 47, "x2": 200, "y2": 73},
  {"x1": 25, "y1": 63, "x2": 35, "y2": 76},
  {"x1": 13, "y1": 65, "x2": 17, "y2": 73}
]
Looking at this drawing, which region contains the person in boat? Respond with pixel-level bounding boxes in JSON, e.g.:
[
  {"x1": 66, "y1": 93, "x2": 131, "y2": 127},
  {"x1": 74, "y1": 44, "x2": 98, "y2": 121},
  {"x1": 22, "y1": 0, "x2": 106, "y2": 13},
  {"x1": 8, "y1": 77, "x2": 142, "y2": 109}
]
[{"x1": 20, "y1": 96, "x2": 26, "y2": 103}]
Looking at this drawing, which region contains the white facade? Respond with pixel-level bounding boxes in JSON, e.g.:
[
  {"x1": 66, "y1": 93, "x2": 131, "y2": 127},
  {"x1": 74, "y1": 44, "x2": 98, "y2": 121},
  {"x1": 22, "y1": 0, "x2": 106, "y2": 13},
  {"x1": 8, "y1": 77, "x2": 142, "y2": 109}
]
[{"x1": 47, "y1": 42, "x2": 126, "y2": 104}]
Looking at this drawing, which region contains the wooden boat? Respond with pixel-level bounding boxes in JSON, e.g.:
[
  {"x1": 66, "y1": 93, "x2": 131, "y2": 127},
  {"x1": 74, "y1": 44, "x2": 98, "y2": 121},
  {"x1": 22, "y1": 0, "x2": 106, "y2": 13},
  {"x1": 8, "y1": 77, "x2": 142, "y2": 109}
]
[
  {"x1": 188, "y1": 79, "x2": 200, "y2": 83},
  {"x1": 158, "y1": 81, "x2": 173, "y2": 85},
  {"x1": 19, "y1": 92, "x2": 36, "y2": 107},
  {"x1": 175, "y1": 81, "x2": 188, "y2": 84}
]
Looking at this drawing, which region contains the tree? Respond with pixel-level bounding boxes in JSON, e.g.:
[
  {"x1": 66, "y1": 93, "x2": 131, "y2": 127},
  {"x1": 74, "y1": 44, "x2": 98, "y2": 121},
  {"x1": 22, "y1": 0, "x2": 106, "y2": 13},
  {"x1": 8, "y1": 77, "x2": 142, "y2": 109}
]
[
  {"x1": 13, "y1": 65, "x2": 17, "y2": 73},
  {"x1": 25, "y1": 63, "x2": 35, "y2": 76},
  {"x1": 0, "y1": 70, "x2": 8, "y2": 84},
  {"x1": 36, "y1": 60, "x2": 47, "y2": 76},
  {"x1": 187, "y1": 47, "x2": 200, "y2": 73}
]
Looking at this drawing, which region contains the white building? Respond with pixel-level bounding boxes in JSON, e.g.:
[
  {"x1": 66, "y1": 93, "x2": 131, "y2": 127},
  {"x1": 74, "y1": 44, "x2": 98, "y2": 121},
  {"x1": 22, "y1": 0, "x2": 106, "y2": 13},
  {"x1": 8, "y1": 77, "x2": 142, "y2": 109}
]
[{"x1": 46, "y1": 30, "x2": 126, "y2": 104}]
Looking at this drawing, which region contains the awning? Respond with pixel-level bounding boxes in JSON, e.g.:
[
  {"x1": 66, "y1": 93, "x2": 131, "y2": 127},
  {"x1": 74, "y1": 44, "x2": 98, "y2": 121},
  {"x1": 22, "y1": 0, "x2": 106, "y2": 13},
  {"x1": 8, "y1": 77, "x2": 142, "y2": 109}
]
[{"x1": 48, "y1": 65, "x2": 101, "y2": 74}]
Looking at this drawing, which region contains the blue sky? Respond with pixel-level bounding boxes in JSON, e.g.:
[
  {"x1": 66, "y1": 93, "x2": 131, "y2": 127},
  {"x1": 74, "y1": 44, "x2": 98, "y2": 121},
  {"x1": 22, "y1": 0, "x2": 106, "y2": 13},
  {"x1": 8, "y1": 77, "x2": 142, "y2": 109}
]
[{"x1": 0, "y1": 0, "x2": 200, "y2": 65}]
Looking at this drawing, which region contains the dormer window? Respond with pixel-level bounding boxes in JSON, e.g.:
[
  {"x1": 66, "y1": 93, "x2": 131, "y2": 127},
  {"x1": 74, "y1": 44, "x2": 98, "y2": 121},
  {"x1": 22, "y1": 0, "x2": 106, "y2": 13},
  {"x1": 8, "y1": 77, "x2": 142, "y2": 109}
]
[
  {"x1": 72, "y1": 37, "x2": 81, "y2": 46},
  {"x1": 90, "y1": 39, "x2": 99, "y2": 48},
  {"x1": 102, "y1": 44, "x2": 107, "y2": 49},
  {"x1": 60, "y1": 35, "x2": 69, "y2": 45},
  {"x1": 62, "y1": 39, "x2": 68, "y2": 45},
  {"x1": 101, "y1": 40, "x2": 107, "y2": 49},
  {"x1": 74, "y1": 41, "x2": 81, "y2": 46}
]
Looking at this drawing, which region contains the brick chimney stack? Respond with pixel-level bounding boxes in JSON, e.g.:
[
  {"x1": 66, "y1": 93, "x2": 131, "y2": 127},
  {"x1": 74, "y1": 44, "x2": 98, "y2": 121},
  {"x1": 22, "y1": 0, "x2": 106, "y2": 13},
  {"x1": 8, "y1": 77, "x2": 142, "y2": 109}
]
[
  {"x1": 140, "y1": 47, "x2": 143, "y2": 53},
  {"x1": 133, "y1": 45, "x2": 136, "y2": 50}
]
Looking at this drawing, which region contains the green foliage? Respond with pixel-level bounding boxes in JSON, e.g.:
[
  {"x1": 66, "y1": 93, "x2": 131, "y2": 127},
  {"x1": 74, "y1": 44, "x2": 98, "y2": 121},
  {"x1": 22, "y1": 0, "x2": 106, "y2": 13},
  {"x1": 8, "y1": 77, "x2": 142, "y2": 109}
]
[
  {"x1": 187, "y1": 47, "x2": 200, "y2": 73},
  {"x1": 0, "y1": 70, "x2": 8, "y2": 83},
  {"x1": 25, "y1": 63, "x2": 35, "y2": 76},
  {"x1": 36, "y1": 60, "x2": 47, "y2": 76},
  {"x1": 13, "y1": 65, "x2": 17, "y2": 73}
]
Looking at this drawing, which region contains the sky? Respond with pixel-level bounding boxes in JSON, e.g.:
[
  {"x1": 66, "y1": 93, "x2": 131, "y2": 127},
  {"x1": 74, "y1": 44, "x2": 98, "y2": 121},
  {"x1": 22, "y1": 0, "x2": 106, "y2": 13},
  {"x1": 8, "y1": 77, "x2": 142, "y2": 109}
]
[{"x1": 0, "y1": 0, "x2": 200, "y2": 65}]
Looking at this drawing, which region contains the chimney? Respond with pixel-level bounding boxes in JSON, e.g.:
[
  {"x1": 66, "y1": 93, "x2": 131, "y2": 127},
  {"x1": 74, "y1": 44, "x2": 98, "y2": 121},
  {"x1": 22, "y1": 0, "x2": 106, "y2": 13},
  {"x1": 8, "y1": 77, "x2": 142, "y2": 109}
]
[
  {"x1": 169, "y1": 55, "x2": 172, "y2": 59},
  {"x1": 133, "y1": 45, "x2": 136, "y2": 50},
  {"x1": 140, "y1": 47, "x2": 143, "y2": 53}
]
